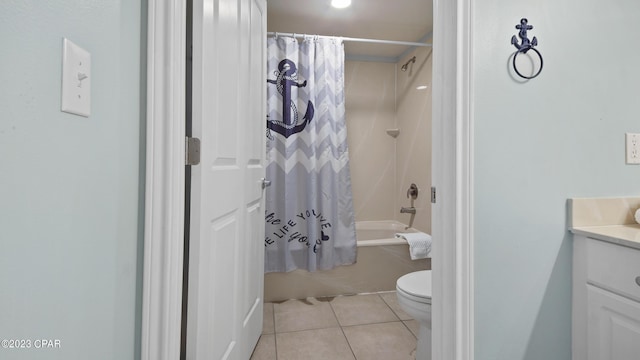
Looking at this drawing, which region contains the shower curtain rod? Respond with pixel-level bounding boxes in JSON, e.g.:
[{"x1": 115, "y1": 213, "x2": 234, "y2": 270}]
[{"x1": 266, "y1": 32, "x2": 432, "y2": 48}]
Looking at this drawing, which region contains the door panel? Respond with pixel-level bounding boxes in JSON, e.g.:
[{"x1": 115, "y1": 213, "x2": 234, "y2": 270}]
[
  {"x1": 239, "y1": 0, "x2": 267, "y2": 358},
  {"x1": 587, "y1": 285, "x2": 640, "y2": 360},
  {"x1": 188, "y1": 0, "x2": 266, "y2": 359}
]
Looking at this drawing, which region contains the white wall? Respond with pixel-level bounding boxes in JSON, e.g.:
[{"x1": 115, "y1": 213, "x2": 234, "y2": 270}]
[
  {"x1": 0, "y1": 1, "x2": 145, "y2": 359},
  {"x1": 473, "y1": 1, "x2": 640, "y2": 359}
]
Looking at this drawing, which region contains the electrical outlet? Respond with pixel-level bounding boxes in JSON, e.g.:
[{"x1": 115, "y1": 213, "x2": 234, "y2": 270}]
[{"x1": 626, "y1": 133, "x2": 640, "y2": 164}]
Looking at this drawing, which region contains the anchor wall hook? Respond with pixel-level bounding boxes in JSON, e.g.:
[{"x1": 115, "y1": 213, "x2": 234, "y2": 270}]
[
  {"x1": 510, "y1": 18, "x2": 543, "y2": 79},
  {"x1": 511, "y1": 18, "x2": 537, "y2": 52}
]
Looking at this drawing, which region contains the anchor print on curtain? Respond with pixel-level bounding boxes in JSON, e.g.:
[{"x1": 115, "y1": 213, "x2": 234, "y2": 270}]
[{"x1": 264, "y1": 35, "x2": 357, "y2": 272}]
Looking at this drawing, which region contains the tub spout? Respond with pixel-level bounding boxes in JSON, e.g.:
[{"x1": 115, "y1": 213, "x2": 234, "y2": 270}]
[{"x1": 400, "y1": 206, "x2": 416, "y2": 214}]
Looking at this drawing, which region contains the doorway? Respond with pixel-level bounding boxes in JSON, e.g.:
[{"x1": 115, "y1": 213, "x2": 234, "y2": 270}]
[{"x1": 140, "y1": 0, "x2": 473, "y2": 359}]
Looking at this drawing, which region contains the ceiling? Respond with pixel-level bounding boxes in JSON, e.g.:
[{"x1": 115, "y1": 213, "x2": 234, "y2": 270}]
[{"x1": 266, "y1": 0, "x2": 433, "y2": 61}]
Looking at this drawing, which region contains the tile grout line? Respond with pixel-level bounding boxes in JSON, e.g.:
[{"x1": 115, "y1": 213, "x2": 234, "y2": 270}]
[
  {"x1": 376, "y1": 292, "x2": 402, "y2": 322},
  {"x1": 400, "y1": 320, "x2": 418, "y2": 340},
  {"x1": 270, "y1": 303, "x2": 279, "y2": 360},
  {"x1": 377, "y1": 292, "x2": 419, "y2": 341},
  {"x1": 327, "y1": 297, "x2": 359, "y2": 360},
  {"x1": 274, "y1": 325, "x2": 343, "y2": 335},
  {"x1": 340, "y1": 319, "x2": 410, "y2": 329},
  {"x1": 366, "y1": 293, "x2": 419, "y2": 358}
]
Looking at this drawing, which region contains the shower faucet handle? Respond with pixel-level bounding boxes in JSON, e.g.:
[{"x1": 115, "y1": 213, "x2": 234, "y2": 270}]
[{"x1": 407, "y1": 183, "x2": 419, "y2": 200}]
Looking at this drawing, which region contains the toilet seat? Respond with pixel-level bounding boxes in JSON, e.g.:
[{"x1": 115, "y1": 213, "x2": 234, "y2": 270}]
[{"x1": 396, "y1": 270, "x2": 432, "y2": 304}]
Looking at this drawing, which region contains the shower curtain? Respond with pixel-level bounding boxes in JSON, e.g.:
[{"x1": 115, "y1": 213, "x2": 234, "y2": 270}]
[{"x1": 264, "y1": 35, "x2": 357, "y2": 272}]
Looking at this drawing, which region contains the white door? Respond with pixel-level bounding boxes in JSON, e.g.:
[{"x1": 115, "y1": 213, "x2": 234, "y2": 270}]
[{"x1": 187, "y1": 0, "x2": 266, "y2": 359}]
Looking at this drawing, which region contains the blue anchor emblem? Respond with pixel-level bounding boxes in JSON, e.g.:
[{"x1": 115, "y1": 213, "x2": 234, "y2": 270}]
[
  {"x1": 266, "y1": 59, "x2": 315, "y2": 139},
  {"x1": 511, "y1": 18, "x2": 537, "y2": 52},
  {"x1": 510, "y1": 18, "x2": 543, "y2": 79}
]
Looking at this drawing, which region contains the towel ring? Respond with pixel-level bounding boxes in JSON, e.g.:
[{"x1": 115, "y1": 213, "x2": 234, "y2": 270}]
[
  {"x1": 511, "y1": 18, "x2": 543, "y2": 80},
  {"x1": 512, "y1": 47, "x2": 543, "y2": 79}
]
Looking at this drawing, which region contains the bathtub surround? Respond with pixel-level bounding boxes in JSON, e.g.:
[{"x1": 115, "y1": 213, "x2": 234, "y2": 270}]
[
  {"x1": 395, "y1": 48, "x2": 433, "y2": 234},
  {"x1": 344, "y1": 61, "x2": 397, "y2": 222},
  {"x1": 265, "y1": 36, "x2": 357, "y2": 272},
  {"x1": 344, "y1": 47, "x2": 433, "y2": 234}
]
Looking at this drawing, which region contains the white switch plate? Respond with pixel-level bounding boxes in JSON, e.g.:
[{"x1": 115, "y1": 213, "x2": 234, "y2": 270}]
[
  {"x1": 626, "y1": 133, "x2": 640, "y2": 164},
  {"x1": 61, "y1": 38, "x2": 91, "y2": 117}
]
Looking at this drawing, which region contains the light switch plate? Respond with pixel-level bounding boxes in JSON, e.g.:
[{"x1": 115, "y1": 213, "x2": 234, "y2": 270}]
[
  {"x1": 626, "y1": 133, "x2": 640, "y2": 164},
  {"x1": 61, "y1": 38, "x2": 91, "y2": 117}
]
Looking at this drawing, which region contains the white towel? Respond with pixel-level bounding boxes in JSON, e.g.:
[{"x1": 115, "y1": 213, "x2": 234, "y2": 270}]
[{"x1": 395, "y1": 232, "x2": 432, "y2": 260}]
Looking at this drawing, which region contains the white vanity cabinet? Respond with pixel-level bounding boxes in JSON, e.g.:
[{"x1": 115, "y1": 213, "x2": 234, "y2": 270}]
[{"x1": 573, "y1": 235, "x2": 640, "y2": 360}]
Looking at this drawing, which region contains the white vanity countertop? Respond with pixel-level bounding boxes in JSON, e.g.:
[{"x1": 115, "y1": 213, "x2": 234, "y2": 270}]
[
  {"x1": 568, "y1": 197, "x2": 640, "y2": 250},
  {"x1": 571, "y1": 224, "x2": 640, "y2": 250}
]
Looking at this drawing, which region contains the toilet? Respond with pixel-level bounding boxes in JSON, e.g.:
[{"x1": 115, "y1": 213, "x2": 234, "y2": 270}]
[{"x1": 396, "y1": 270, "x2": 432, "y2": 360}]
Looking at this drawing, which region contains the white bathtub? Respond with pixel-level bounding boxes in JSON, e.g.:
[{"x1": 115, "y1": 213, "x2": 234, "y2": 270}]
[{"x1": 264, "y1": 220, "x2": 430, "y2": 302}]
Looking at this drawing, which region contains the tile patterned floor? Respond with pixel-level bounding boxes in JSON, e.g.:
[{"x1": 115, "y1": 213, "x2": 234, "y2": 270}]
[{"x1": 251, "y1": 292, "x2": 419, "y2": 360}]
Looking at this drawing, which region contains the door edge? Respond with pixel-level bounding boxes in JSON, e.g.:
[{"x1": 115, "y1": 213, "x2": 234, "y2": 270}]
[{"x1": 141, "y1": 1, "x2": 187, "y2": 359}]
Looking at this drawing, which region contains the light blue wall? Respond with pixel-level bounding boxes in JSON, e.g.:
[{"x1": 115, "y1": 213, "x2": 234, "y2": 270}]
[
  {"x1": 0, "y1": 1, "x2": 145, "y2": 359},
  {"x1": 473, "y1": 1, "x2": 640, "y2": 359}
]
